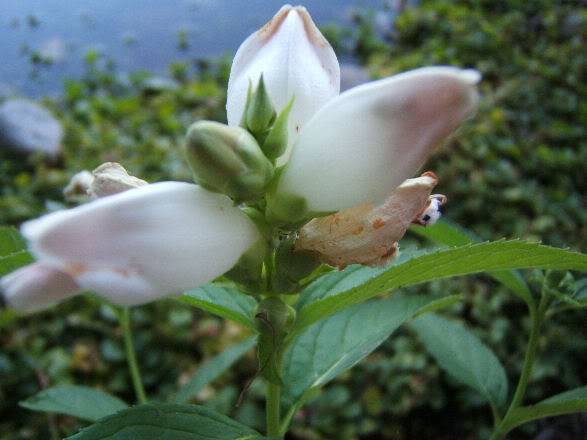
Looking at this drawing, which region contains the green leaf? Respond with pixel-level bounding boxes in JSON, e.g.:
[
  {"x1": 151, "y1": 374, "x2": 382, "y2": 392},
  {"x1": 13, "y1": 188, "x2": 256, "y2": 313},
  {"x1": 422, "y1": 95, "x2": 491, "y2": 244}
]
[
  {"x1": 20, "y1": 385, "x2": 128, "y2": 422},
  {"x1": 175, "y1": 337, "x2": 256, "y2": 404},
  {"x1": 181, "y1": 283, "x2": 258, "y2": 330},
  {"x1": 66, "y1": 403, "x2": 267, "y2": 439},
  {"x1": 0, "y1": 250, "x2": 34, "y2": 276},
  {"x1": 411, "y1": 314, "x2": 508, "y2": 412},
  {"x1": 410, "y1": 221, "x2": 532, "y2": 303},
  {"x1": 0, "y1": 226, "x2": 26, "y2": 256},
  {"x1": 281, "y1": 293, "x2": 442, "y2": 412},
  {"x1": 501, "y1": 386, "x2": 587, "y2": 432},
  {"x1": 292, "y1": 240, "x2": 587, "y2": 335}
]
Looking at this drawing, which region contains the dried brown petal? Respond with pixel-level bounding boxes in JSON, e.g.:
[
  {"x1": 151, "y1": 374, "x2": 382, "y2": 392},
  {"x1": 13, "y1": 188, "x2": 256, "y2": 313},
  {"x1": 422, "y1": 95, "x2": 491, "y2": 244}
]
[
  {"x1": 89, "y1": 162, "x2": 148, "y2": 198},
  {"x1": 295, "y1": 172, "x2": 443, "y2": 268}
]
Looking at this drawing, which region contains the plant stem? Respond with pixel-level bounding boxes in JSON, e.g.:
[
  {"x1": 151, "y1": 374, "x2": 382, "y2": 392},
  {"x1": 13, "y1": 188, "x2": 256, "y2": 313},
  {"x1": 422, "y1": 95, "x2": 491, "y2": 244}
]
[
  {"x1": 120, "y1": 307, "x2": 147, "y2": 404},
  {"x1": 266, "y1": 381, "x2": 282, "y2": 438},
  {"x1": 489, "y1": 293, "x2": 549, "y2": 440}
]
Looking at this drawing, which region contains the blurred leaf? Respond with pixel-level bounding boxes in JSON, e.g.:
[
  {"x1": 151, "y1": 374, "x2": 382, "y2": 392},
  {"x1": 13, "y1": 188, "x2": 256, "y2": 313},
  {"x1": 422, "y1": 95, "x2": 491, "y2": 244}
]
[
  {"x1": 410, "y1": 221, "x2": 532, "y2": 304},
  {"x1": 0, "y1": 226, "x2": 26, "y2": 256},
  {"x1": 182, "y1": 284, "x2": 258, "y2": 330},
  {"x1": 66, "y1": 403, "x2": 267, "y2": 439},
  {"x1": 0, "y1": 250, "x2": 34, "y2": 276},
  {"x1": 292, "y1": 241, "x2": 587, "y2": 335},
  {"x1": 501, "y1": 386, "x2": 587, "y2": 432},
  {"x1": 281, "y1": 293, "x2": 443, "y2": 412},
  {"x1": 411, "y1": 314, "x2": 508, "y2": 412},
  {"x1": 20, "y1": 385, "x2": 128, "y2": 422},
  {"x1": 175, "y1": 337, "x2": 256, "y2": 404}
]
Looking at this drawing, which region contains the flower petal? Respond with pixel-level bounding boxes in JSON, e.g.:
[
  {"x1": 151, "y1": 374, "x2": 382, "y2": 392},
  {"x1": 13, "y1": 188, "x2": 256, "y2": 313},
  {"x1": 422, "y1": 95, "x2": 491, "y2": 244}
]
[
  {"x1": 21, "y1": 182, "x2": 260, "y2": 305},
  {"x1": 1, "y1": 262, "x2": 80, "y2": 313},
  {"x1": 273, "y1": 66, "x2": 480, "y2": 213},
  {"x1": 226, "y1": 5, "x2": 340, "y2": 156},
  {"x1": 295, "y1": 173, "x2": 440, "y2": 268}
]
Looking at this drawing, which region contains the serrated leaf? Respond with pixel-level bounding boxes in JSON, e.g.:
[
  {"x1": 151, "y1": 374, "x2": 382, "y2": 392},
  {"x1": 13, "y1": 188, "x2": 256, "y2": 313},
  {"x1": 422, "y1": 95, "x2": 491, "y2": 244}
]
[
  {"x1": 501, "y1": 386, "x2": 587, "y2": 432},
  {"x1": 175, "y1": 337, "x2": 256, "y2": 404},
  {"x1": 281, "y1": 293, "x2": 441, "y2": 412},
  {"x1": 410, "y1": 221, "x2": 532, "y2": 304},
  {"x1": 0, "y1": 226, "x2": 26, "y2": 256},
  {"x1": 0, "y1": 250, "x2": 34, "y2": 276},
  {"x1": 181, "y1": 284, "x2": 258, "y2": 330},
  {"x1": 292, "y1": 241, "x2": 587, "y2": 335},
  {"x1": 66, "y1": 403, "x2": 267, "y2": 440},
  {"x1": 20, "y1": 385, "x2": 128, "y2": 422},
  {"x1": 411, "y1": 314, "x2": 508, "y2": 412}
]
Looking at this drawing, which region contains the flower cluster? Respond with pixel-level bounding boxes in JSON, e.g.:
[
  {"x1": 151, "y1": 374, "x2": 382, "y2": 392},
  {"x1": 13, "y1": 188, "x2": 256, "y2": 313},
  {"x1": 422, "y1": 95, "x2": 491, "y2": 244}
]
[{"x1": 1, "y1": 4, "x2": 480, "y2": 312}]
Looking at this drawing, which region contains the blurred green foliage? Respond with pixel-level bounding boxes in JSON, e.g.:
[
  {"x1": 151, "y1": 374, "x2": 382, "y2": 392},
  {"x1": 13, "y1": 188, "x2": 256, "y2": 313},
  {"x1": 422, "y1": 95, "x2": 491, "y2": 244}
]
[{"x1": 1, "y1": 0, "x2": 586, "y2": 439}]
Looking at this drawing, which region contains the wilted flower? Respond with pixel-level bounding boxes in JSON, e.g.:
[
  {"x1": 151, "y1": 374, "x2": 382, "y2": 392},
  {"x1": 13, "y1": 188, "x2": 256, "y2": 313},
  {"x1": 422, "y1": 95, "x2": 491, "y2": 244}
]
[{"x1": 294, "y1": 172, "x2": 444, "y2": 268}]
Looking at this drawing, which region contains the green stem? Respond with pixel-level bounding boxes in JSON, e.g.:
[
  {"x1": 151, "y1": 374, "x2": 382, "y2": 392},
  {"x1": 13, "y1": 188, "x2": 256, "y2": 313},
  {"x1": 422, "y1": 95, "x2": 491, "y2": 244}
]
[
  {"x1": 489, "y1": 294, "x2": 549, "y2": 440},
  {"x1": 120, "y1": 307, "x2": 147, "y2": 404},
  {"x1": 266, "y1": 381, "x2": 282, "y2": 438}
]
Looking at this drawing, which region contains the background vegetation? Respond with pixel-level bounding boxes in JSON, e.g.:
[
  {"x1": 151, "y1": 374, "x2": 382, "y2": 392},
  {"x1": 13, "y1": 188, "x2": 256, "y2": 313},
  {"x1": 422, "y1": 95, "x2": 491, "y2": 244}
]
[{"x1": 0, "y1": 0, "x2": 585, "y2": 438}]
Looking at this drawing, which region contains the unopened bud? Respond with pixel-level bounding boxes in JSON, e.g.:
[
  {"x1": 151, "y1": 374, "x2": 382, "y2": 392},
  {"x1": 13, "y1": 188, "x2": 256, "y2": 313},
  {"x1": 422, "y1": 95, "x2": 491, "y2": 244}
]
[
  {"x1": 90, "y1": 162, "x2": 148, "y2": 198},
  {"x1": 262, "y1": 98, "x2": 294, "y2": 160},
  {"x1": 245, "y1": 75, "x2": 276, "y2": 135},
  {"x1": 184, "y1": 121, "x2": 274, "y2": 202}
]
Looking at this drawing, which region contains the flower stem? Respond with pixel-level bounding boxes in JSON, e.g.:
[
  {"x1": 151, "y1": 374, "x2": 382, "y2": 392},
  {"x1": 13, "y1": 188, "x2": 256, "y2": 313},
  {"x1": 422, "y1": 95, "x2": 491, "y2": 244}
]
[
  {"x1": 489, "y1": 293, "x2": 549, "y2": 440},
  {"x1": 120, "y1": 307, "x2": 147, "y2": 405},
  {"x1": 266, "y1": 381, "x2": 282, "y2": 438}
]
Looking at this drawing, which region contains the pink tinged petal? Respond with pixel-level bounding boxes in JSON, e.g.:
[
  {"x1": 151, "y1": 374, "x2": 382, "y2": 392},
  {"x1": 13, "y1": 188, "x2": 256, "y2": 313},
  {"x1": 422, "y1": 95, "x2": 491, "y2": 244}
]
[
  {"x1": 21, "y1": 182, "x2": 260, "y2": 305},
  {"x1": 226, "y1": 4, "x2": 340, "y2": 155},
  {"x1": 295, "y1": 173, "x2": 440, "y2": 268},
  {"x1": 276, "y1": 66, "x2": 480, "y2": 212},
  {"x1": 0, "y1": 262, "x2": 80, "y2": 313}
]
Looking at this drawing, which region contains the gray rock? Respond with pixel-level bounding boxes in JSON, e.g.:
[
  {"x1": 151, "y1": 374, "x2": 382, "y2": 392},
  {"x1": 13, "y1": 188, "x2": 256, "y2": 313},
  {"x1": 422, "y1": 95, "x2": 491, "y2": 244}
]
[
  {"x1": 0, "y1": 99, "x2": 63, "y2": 156},
  {"x1": 142, "y1": 76, "x2": 180, "y2": 93},
  {"x1": 340, "y1": 63, "x2": 371, "y2": 91}
]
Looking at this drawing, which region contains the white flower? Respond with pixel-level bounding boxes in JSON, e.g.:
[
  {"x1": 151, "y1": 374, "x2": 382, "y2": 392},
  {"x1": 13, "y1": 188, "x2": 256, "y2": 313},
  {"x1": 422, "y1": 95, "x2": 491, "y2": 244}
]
[
  {"x1": 0, "y1": 262, "x2": 80, "y2": 313},
  {"x1": 3, "y1": 182, "x2": 260, "y2": 310},
  {"x1": 268, "y1": 66, "x2": 480, "y2": 218},
  {"x1": 226, "y1": 4, "x2": 340, "y2": 156}
]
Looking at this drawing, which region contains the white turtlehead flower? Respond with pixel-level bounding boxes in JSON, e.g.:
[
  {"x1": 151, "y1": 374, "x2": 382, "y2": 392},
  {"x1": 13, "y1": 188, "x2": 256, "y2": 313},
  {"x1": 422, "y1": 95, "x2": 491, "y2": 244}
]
[
  {"x1": 268, "y1": 66, "x2": 480, "y2": 217},
  {"x1": 226, "y1": 4, "x2": 340, "y2": 155},
  {"x1": 1, "y1": 262, "x2": 80, "y2": 313},
  {"x1": 3, "y1": 182, "x2": 260, "y2": 310}
]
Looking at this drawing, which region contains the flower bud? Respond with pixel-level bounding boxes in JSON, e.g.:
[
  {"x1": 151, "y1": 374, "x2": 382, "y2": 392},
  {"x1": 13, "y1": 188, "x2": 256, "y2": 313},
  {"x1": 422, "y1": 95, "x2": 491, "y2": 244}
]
[
  {"x1": 184, "y1": 121, "x2": 274, "y2": 202},
  {"x1": 245, "y1": 75, "x2": 276, "y2": 136}
]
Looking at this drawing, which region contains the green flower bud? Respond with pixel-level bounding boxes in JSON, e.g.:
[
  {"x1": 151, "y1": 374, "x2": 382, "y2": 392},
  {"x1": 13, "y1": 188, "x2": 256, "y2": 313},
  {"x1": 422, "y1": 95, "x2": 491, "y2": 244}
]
[
  {"x1": 262, "y1": 97, "x2": 294, "y2": 160},
  {"x1": 246, "y1": 75, "x2": 276, "y2": 135},
  {"x1": 184, "y1": 121, "x2": 274, "y2": 202}
]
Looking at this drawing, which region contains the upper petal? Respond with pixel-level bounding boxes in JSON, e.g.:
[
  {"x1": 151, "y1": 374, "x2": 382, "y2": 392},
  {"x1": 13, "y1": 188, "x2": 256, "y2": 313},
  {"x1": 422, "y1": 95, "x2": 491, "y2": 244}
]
[
  {"x1": 22, "y1": 182, "x2": 261, "y2": 305},
  {"x1": 272, "y1": 66, "x2": 480, "y2": 213},
  {"x1": 226, "y1": 5, "x2": 340, "y2": 157}
]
